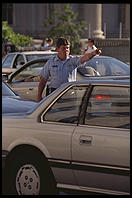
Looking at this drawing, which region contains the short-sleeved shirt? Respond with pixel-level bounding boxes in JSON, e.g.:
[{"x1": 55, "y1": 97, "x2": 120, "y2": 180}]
[{"x1": 40, "y1": 54, "x2": 82, "y2": 89}]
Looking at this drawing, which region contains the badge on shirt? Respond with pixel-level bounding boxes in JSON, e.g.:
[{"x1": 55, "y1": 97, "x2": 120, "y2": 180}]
[
  {"x1": 67, "y1": 63, "x2": 73, "y2": 67},
  {"x1": 52, "y1": 65, "x2": 58, "y2": 68}
]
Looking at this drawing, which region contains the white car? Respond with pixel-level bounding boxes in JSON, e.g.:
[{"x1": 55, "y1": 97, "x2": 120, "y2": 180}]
[
  {"x1": 2, "y1": 79, "x2": 130, "y2": 195},
  {"x1": 5, "y1": 56, "x2": 130, "y2": 102},
  {"x1": 2, "y1": 50, "x2": 57, "y2": 77}
]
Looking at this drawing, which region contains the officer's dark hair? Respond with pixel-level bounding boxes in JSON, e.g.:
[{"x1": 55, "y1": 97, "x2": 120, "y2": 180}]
[{"x1": 56, "y1": 37, "x2": 70, "y2": 48}]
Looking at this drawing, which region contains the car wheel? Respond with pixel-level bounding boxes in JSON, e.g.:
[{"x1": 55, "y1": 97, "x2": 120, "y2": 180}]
[{"x1": 3, "y1": 148, "x2": 57, "y2": 195}]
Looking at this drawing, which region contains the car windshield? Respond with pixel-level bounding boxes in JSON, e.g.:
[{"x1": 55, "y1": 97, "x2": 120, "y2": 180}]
[
  {"x1": 2, "y1": 54, "x2": 16, "y2": 68},
  {"x1": 78, "y1": 57, "x2": 130, "y2": 76},
  {"x1": 25, "y1": 54, "x2": 55, "y2": 62}
]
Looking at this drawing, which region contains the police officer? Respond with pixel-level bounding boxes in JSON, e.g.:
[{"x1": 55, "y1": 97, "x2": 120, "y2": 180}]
[{"x1": 37, "y1": 37, "x2": 101, "y2": 101}]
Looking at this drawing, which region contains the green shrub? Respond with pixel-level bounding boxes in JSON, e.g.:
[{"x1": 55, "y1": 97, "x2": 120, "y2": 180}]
[{"x1": 2, "y1": 21, "x2": 32, "y2": 47}]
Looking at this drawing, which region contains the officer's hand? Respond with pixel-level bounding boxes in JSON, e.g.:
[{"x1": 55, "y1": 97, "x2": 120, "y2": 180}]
[{"x1": 95, "y1": 48, "x2": 102, "y2": 55}]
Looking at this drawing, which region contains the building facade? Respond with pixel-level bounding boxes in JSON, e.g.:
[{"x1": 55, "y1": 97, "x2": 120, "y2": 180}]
[{"x1": 2, "y1": 3, "x2": 130, "y2": 39}]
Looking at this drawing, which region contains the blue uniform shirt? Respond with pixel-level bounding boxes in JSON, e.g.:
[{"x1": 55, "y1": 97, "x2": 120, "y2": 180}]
[{"x1": 40, "y1": 54, "x2": 82, "y2": 89}]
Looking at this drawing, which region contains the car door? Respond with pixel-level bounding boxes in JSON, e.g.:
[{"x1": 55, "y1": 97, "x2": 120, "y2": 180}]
[
  {"x1": 8, "y1": 60, "x2": 47, "y2": 101},
  {"x1": 40, "y1": 85, "x2": 89, "y2": 188},
  {"x1": 72, "y1": 85, "x2": 130, "y2": 195}
]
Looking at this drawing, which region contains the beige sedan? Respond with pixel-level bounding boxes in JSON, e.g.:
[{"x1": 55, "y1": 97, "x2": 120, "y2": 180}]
[
  {"x1": 6, "y1": 55, "x2": 130, "y2": 102},
  {"x1": 2, "y1": 79, "x2": 130, "y2": 195},
  {"x1": 2, "y1": 50, "x2": 57, "y2": 77}
]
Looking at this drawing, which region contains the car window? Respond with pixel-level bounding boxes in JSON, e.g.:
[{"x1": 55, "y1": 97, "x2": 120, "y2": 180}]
[
  {"x1": 85, "y1": 85, "x2": 130, "y2": 129},
  {"x1": 25, "y1": 54, "x2": 54, "y2": 62},
  {"x1": 13, "y1": 54, "x2": 25, "y2": 68},
  {"x1": 2, "y1": 54, "x2": 16, "y2": 68},
  {"x1": 108, "y1": 59, "x2": 130, "y2": 75},
  {"x1": 12, "y1": 61, "x2": 46, "y2": 83},
  {"x1": 43, "y1": 86, "x2": 88, "y2": 124}
]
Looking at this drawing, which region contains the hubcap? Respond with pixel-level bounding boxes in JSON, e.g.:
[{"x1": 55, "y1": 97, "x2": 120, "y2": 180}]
[{"x1": 16, "y1": 164, "x2": 40, "y2": 195}]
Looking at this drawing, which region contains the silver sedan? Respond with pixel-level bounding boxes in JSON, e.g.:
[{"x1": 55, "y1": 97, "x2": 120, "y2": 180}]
[
  {"x1": 2, "y1": 79, "x2": 130, "y2": 195},
  {"x1": 2, "y1": 50, "x2": 57, "y2": 76},
  {"x1": 5, "y1": 56, "x2": 130, "y2": 102}
]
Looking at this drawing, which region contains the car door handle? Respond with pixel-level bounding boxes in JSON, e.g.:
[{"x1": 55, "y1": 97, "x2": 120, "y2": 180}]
[{"x1": 79, "y1": 136, "x2": 92, "y2": 145}]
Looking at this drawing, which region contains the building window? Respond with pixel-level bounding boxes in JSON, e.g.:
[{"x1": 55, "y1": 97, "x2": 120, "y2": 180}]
[{"x1": 2, "y1": 3, "x2": 13, "y2": 25}]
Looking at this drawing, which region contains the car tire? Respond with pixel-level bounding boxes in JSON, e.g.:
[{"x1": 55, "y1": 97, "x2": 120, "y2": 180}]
[{"x1": 3, "y1": 148, "x2": 57, "y2": 195}]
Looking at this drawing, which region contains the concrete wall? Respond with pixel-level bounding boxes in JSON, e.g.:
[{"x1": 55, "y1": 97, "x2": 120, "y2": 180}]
[
  {"x1": 9, "y1": 4, "x2": 129, "y2": 39},
  {"x1": 81, "y1": 38, "x2": 130, "y2": 64}
]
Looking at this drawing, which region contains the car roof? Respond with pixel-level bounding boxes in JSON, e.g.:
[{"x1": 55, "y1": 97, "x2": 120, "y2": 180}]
[
  {"x1": 5, "y1": 50, "x2": 57, "y2": 55},
  {"x1": 92, "y1": 55, "x2": 113, "y2": 59},
  {"x1": 21, "y1": 50, "x2": 57, "y2": 55},
  {"x1": 64, "y1": 78, "x2": 130, "y2": 87},
  {"x1": 86, "y1": 55, "x2": 123, "y2": 60}
]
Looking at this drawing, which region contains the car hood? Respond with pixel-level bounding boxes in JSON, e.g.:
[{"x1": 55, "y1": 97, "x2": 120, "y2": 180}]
[
  {"x1": 2, "y1": 68, "x2": 17, "y2": 74},
  {"x1": 2, "y1": 96, "x2": 37, "y2": 114}
]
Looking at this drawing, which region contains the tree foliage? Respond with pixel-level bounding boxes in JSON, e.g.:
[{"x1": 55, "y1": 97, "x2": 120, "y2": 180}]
[
  {"x1": 2, "y1": 21, "x2": 33, "y2": 47},
  {"x1": 2, "y1": 21, "x2": 15, "y2": 42},
  {"x1": 44, "y1": 4, "x2": 87, "y2": 54}
]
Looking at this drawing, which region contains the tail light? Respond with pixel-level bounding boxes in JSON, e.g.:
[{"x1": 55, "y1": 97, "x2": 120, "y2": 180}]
[{"x1": 94, "y1": 94, "x2": 111, "y2": 100}]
